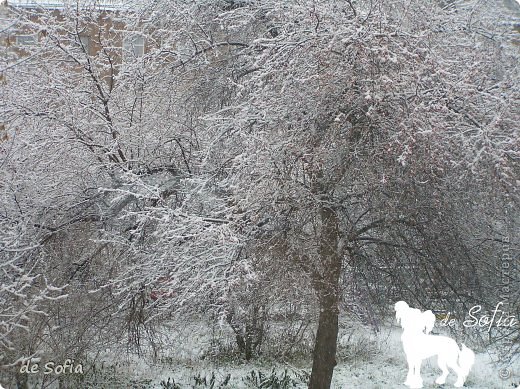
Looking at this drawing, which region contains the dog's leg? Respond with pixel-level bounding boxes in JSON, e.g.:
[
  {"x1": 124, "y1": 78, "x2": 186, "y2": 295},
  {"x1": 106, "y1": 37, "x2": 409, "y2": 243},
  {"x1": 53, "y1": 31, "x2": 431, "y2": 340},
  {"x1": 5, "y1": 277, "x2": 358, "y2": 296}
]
[
  {"x1": 404, "y1": 356, "x2": 414, "y2": 386},
  {"x1": 453, "y1": 372, "x2": 464, "y2": 387},
  {"x1": 435, "y1": 355, "x2": 449, "y2": 385},
  {"x1": 413, "y1": 359, "x2": 424, "y2": 388},
  {"x1": 405, "y1": 357, "x2": 423, "y2": 389},
  {"x1": 404, "y1": 356, "x2": 421, "y2": 387},
  {"x1": 446, "y1": 353, "x2": 464, "y2": 387}
]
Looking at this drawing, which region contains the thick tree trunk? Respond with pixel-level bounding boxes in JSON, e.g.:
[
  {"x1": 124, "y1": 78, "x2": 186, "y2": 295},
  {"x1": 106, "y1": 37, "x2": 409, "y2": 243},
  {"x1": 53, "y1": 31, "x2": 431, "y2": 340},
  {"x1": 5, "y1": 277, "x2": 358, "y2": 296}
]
[
  {"x1": 308, "y1": 206, "x2": 342, "y2": 389},
  {"x1": 308, "y1": 295, "x2": 340, "y2": 389}
]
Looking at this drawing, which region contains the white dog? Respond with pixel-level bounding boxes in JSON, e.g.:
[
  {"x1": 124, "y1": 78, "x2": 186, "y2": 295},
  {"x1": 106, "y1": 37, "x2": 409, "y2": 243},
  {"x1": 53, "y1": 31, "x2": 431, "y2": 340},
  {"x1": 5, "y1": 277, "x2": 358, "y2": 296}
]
[{"x1": 395, "y1": 301, "x2": 475, "y2": 389}]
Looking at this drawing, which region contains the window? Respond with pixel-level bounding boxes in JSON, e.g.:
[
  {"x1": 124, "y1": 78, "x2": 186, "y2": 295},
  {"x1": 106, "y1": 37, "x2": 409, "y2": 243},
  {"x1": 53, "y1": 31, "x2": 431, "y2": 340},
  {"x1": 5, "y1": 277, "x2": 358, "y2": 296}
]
[
  {"x1": 123, "y1": 34, "x2": 145, "y2": 59},
  {"x1": 15, "y1": 35, "x2": 37, "y2": 46}
]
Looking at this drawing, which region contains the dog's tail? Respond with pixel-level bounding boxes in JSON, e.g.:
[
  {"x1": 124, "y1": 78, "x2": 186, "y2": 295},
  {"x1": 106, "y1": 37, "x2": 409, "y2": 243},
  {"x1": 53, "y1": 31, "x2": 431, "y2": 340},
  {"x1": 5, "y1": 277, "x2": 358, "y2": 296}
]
[{"x1": 458, "y1": 344, "x2": 475, "y2": 381}]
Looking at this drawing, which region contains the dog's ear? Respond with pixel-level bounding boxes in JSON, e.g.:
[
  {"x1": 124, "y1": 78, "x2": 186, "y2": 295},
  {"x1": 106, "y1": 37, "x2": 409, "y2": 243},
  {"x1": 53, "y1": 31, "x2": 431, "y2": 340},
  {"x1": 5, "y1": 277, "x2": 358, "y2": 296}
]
[
  {"x1": 422, "y1": 310, "x2": 435, "y2": 334},
  {"x1": 394, "y1": 301, "x2": 408, "y2": 325}
]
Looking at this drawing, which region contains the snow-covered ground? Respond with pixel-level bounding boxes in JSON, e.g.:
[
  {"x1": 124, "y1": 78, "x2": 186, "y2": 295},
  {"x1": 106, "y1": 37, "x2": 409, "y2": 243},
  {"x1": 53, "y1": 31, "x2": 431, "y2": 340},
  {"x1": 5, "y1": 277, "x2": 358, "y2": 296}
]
[{"x1": 85, "y1": 319, "x2": 519, "y2": 389}]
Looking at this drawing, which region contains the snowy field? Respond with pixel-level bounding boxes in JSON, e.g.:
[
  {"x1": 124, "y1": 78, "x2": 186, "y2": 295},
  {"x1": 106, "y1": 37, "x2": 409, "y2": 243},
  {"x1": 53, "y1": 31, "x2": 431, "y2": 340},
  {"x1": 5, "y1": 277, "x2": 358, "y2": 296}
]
[{"x1": 75, "y1": 318, "x2": 519, "y2": 389}]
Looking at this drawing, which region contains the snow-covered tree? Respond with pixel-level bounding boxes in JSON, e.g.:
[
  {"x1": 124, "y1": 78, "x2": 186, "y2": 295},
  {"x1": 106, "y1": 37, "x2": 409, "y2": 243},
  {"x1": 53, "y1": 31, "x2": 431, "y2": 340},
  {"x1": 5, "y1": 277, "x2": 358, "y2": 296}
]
[
  {"x1": 181, "y1": 0, "x2": 519, "y2": 386},
  {"x1": 0, "y1": 0, "x2": 518, "y2": 387}
]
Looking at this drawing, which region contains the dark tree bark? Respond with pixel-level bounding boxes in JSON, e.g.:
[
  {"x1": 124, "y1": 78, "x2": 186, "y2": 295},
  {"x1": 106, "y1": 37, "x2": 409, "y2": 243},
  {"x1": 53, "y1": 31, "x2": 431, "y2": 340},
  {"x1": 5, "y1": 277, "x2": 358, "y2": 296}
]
[
  {"x1": 309, "y1": 292, "x2": 340, "y2": 389},
  {"x1": 308, "y1": 206, "x2": 342, "y2": 389}
]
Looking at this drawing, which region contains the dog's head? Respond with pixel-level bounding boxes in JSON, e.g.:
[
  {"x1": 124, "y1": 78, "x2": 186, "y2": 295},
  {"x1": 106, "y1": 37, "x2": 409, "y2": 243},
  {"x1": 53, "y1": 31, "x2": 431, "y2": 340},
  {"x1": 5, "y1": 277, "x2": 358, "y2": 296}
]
[
  {"x1": 395, "y1": 301, "x2": 436, "y2": 334},
  {"x1": 394, "y1": 300, "x2": 409, "y2": 326},
  {"x1": 394, "y1": 301, "x2": 435, "y2": 334}
]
